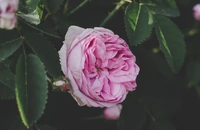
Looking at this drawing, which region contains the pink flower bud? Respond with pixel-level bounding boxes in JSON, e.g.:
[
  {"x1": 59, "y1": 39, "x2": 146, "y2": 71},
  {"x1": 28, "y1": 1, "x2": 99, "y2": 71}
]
[
  {"x1": 193, "y1": 4, "x2": 200, "y2": 21},
  {"x1": 104, "y1": 104, "x2": 122, "y2": 120},
  {"x1": 53, "y1": 80, "x2": 66, "y2": 86},
  {"x1": 52, "y1": 77, "x2": 70, "y2": 92},
  {"x1": 0, "y1": 0, "x2": 18, "y2": 30},
  {"x1": 60, "y1": 84, "x2": 69, "y2": 92}
]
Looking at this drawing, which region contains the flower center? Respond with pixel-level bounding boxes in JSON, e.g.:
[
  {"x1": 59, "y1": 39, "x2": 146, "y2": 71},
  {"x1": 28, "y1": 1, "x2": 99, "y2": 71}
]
[{"x1": 96, "y1": 67, "x2": 101, "y2": 72}]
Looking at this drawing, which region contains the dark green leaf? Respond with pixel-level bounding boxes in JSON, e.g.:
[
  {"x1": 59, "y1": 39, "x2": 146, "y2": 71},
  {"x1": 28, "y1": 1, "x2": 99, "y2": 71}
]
[
  {"x1": 25, "y1": 0, "x2": 40, "y2": 13},
  {"x1": 154, "y1": 15, "x2": 186, "y2": 73},
  {"x1": 140, "y1": 0, "x2": 179, "y2": 17},
  {"x1": 15, "y1": 54, "x2": 48, "y2": 128},
  {"x1": 44, "y1": 0, "x2": 65, "y2": 13},
  {"x1": 0, "y1": 37, "x2": 23, "y2": 62},
  {"x1": 125, "y1": 2, "x2": 153, "y2": 46},
  {"x1": 23, "y1": 30, "x2": 61, "y2": 78}
]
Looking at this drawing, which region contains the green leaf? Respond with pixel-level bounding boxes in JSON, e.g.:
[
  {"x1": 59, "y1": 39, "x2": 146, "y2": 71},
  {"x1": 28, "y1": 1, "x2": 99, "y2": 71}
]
[
  {"x1": 154, "y1": 15, "x2": 186, "y2": 73},
  {"x1": 125, "y1": 2, "x2": 153, "y2": 46},
  {"x1": 15, "y1": 54, "x2": 48, "y2": 128},
  {"x1": 23, "y1": 30, "x2": 61, "y2": 78},
  {"x1": 44, "y1": 0, "x2": 65, "y2": 13},
  {"x1": 37, "y1": 4, "x2": 44, "y2": 19},
  {"x1": 35, "y1": 124, "x2": 58, "y2": 130},
  {"x1": 140, "y1": 0, "x2": 179, "y2": 17},
  {"x1": 26, "y1": 0, "x2": 40, "y2": 13},
  {"x1": 0, "y1": 37, "x2": 23, "y2": 62},
  {"x1": 18, "y1": 10, "x2": 41, "y2": 25},
  {"x1": 187, "y1": 60, "x2": 200, "y2": 87}
]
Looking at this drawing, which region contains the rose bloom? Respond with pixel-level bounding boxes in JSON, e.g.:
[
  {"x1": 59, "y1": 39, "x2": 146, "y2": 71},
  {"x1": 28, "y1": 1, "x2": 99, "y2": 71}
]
[
  {"x1": 193, "y1": 4, "x2": 200, "y2": 21},
  {"x1": 104, "y1": 104, "x2": 122, "y2": 120},
  {"x1": 0, "y1": 0, "x2": 18, "y2": 30},
  {"x1": 59, "y1": 26, "x2": 139, "y2": 107}
]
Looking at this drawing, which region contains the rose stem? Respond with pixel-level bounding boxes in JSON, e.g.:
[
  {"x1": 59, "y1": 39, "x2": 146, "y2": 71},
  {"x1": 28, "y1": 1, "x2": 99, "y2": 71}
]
[
  {"x1": 99, "y1": 0, "x2": 131, "y2": 27},
  {"x1": 67, "y1": 0, "x2": 91, "y2": 16}
]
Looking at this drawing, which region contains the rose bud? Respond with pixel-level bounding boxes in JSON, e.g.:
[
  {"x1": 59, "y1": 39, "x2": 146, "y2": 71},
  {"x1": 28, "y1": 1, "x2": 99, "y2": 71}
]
[
  {"x1": 104, "y1": 104, "x2": 122, "y2": 120},
  {"x1": 0, "y1": 0, "x2": 18, "y2": 30},
  {"x1": 52, "y1": 77, "x2": 70, "y2": 92},
  {"x1": 59, "y1": 26, "x2": 139, "y2": 107},
  {"x1": 193, "y1": 4, "x2": 200, "y2": 21}
]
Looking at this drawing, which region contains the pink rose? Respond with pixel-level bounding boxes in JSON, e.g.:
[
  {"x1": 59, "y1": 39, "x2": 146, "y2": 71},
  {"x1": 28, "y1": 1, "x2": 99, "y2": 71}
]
[
  {"x1": 193, "y1": 4, "x2": 200, "y2": 21},
  {"x1": 104, "y1": 104, "x2": 122, "y2": 120},
  {"x1": 0, "y1": 0, "x2": 18, "y2": 30},
  {"x1": 59, "y1": 26, "x2": 139, "y2": 107}
]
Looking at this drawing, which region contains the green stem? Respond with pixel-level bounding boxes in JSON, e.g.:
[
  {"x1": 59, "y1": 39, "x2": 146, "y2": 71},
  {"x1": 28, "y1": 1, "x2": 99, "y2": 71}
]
[
  {"x1": 99, "y1": 0, "x2": 129, "y2": 27},
  {"x1": 63, "y1": 0, "x2": 69, "y2": 14},
  {"x1": 68, "y1": 0, "x2": 90, "y2": 16}
]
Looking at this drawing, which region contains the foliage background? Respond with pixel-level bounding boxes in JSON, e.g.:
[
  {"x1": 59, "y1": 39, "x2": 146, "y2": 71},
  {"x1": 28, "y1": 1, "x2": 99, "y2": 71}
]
[{"x1": 0, "y1": 0, "x2": 200, "y2": 130}]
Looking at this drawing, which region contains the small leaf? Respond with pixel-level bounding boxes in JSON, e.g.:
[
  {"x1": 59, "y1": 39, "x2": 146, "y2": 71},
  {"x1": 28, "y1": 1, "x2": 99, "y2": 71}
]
[
  {"x1": 23, "y1": 29, "x2": 61, "y2": 78},
  {"x1": 0, "y1": 37, "x2": 23, "y2": 62},
  {"x1": 37, "y1": 4, "x2": 44, "y2": 19},
  {"x1": 44, "y1": 0, "x2": 65, "y2": 13},
  {"x1": 140, "y1": 0, "x2": 179, "y2": 17},
  {"x1": 26, "y1": 0, "x2": 40, "y2": 13},
  {"x1": 15, "y1": 54, "x2": 48, "y2": 128},
  {"x1": 125, "y1": 2, "x2": 153, "y2": 46},
  {"x1": 154, "y1": 15, "x2": 186, "y2": 73},
  {"x1": 18, "y1": 10, "x2": 41, "y2": 25}
]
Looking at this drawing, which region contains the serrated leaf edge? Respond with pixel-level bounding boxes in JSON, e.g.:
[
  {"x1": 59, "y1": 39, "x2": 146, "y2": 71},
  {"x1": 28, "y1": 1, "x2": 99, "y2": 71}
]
[
  {"x1": 15, "y1": 54, "x2": 49, "y2": 128},
  {"x1": 124, "y1": 3, "x2": 154, "y2": 46}
]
